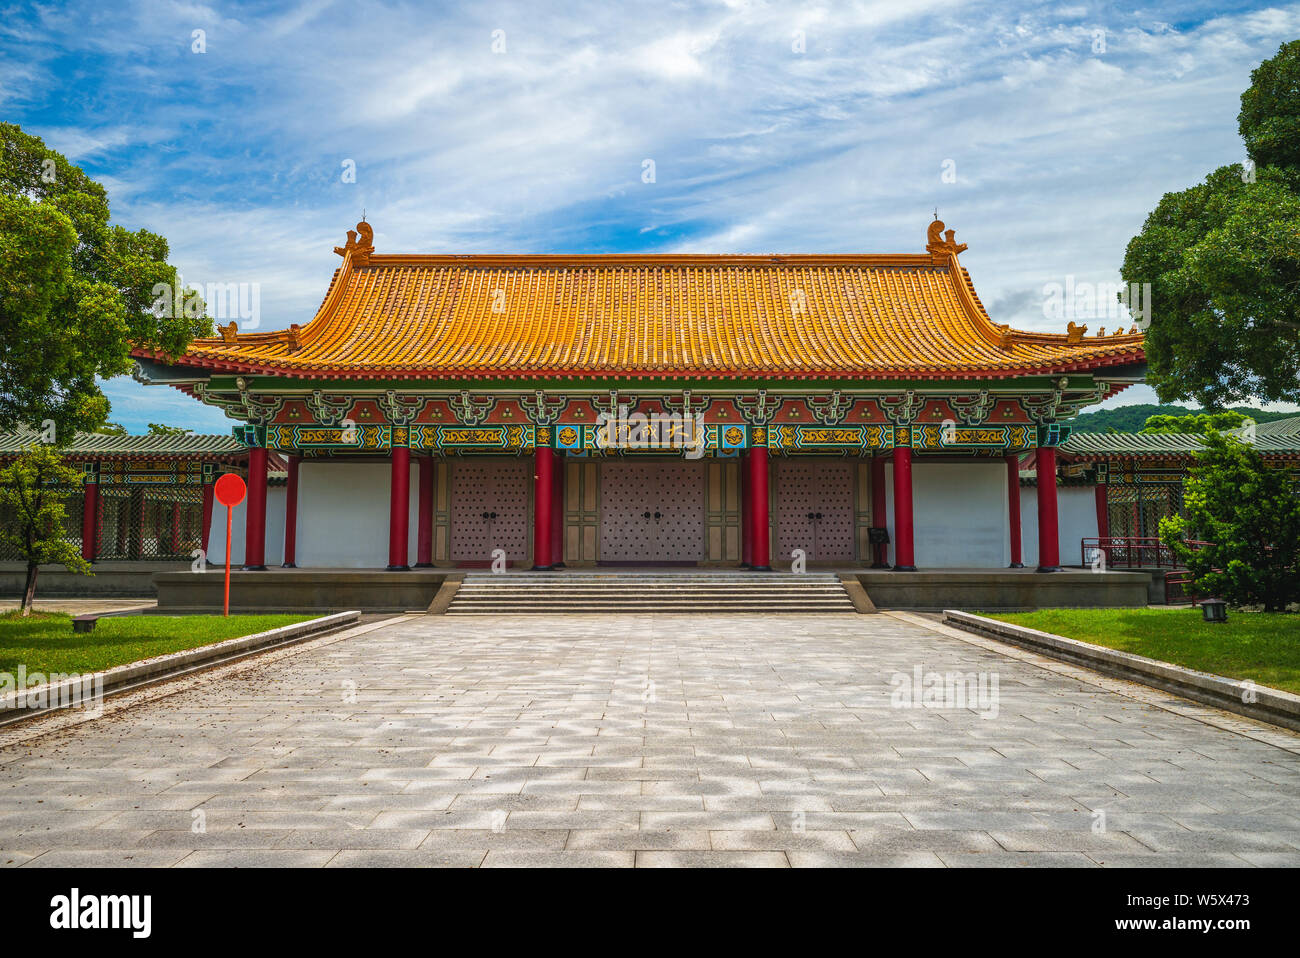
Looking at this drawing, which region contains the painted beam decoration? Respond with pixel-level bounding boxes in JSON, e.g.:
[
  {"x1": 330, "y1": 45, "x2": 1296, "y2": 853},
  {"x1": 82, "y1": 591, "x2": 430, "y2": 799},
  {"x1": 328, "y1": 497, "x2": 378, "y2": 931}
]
[
  {"x1": 223, "y1": 386, "x2": 1098, "y2": 458},
  {"x1": 99, "y1": 460, "x2": 206, "y2": 486}
]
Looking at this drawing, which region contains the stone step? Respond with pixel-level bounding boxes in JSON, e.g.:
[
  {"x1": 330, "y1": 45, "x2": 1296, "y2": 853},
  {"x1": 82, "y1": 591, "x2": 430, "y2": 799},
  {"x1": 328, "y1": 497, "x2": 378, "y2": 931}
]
[
  {"x1": 447, "y1": 605, "x2": 856, "y2": 614},
  {"x1": 454, "y1": 585, "x2": 848, "y2": 593},
  {"x1": 447, "y1": 571, "x2": 857, "y2": 614},
  {"x1": 458, "y1": 577, "x2": 842, "y2": 583}
]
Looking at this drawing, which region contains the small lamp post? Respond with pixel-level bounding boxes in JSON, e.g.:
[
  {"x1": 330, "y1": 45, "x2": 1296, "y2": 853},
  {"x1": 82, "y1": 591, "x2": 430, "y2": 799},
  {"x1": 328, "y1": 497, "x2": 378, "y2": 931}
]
[{"x1": 1201, "y1": 598, "x2": 1228, "y2": 623}]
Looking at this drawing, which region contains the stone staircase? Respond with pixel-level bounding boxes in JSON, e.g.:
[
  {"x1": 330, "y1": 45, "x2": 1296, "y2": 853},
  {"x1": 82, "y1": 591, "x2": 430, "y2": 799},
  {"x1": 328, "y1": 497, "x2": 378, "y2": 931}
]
[{"x1": 445, "y1": 571, "x2": 858, "y2": 614}]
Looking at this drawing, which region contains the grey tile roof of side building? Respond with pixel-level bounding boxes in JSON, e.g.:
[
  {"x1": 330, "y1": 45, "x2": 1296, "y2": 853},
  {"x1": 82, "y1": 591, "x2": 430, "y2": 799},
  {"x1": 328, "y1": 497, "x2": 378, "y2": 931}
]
[
  {"x1": 0, "y1": 428, "x2": 249, "y2": 458},
  {"x1": 1061, "y1": 415, "x2": 1300, "y2": 459}
]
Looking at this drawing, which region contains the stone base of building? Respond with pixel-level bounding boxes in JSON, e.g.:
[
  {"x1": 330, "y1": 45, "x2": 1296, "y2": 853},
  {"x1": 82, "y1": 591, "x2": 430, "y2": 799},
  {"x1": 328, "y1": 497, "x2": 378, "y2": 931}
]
[
  {"x1": 153, "y1": 568, "x2": 461, "y2": 613},
  {"x1": 851, "y1": 568, "x2": 1151, "y2": 611},
  {"x1": 0, "y1": 561, "x2": 191, "y2": 598}
]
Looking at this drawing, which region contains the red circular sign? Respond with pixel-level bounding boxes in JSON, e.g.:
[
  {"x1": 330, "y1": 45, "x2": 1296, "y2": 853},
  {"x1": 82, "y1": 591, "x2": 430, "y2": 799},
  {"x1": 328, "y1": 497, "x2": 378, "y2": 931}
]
[{"x1": 214, "y1": 473, "x2": 247, "y2": 507}]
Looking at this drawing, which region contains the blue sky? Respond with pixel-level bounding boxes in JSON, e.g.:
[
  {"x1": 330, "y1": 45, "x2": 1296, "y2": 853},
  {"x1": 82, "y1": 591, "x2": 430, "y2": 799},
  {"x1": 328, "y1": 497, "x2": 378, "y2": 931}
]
[{"x1": 4, "y1": 0, "x2": 1298, "y2": 432}]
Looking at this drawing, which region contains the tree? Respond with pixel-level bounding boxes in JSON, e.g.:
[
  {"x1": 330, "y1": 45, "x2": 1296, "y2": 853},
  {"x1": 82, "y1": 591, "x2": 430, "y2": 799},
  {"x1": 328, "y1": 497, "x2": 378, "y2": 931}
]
[
  {"x1": 1141, "y1": 411, "x2": 1248, "y2": 435},
  {"x1": 1121, "y1": 40, "x2": 1300, "y2": 407},
  {"x1": 1159, "y1": 431, "x2": 1300, "y2": 611},
  {"x1": 146, "y1": 423, "x2": 191, "y2": 437},
  {"x1": 0, "y1": 445, "x2": 91, "y2": 615},
  {"x1": 0, "y1": 123, "x2": 209, "y2": 442},
  {"x1": 93, "y1": 422, "x2": 128, "y2": 436}
]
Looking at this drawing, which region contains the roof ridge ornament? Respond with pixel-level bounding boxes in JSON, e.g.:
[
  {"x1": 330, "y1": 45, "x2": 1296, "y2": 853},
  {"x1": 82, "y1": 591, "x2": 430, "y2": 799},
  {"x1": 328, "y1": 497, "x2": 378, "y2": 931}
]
[
  {"x1": 333, "y1": 220, "x2": 375, "y2": 266},
  {"x1": 925, "y1": 219, "x2": 968, "y2": 263}
]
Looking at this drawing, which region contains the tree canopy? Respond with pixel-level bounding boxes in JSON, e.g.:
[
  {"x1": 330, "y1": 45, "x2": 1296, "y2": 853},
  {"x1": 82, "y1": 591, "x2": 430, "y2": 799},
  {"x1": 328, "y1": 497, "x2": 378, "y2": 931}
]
[
  {"x1": 0, "y1": 123, "x2": 209, "y2": 443},
  {"x1": 1140, "y1": 411, "x2": 1249, "y2": 436},
  {"x1": 1121, "y1": 40, "x2": 1300, "y2": 407}
]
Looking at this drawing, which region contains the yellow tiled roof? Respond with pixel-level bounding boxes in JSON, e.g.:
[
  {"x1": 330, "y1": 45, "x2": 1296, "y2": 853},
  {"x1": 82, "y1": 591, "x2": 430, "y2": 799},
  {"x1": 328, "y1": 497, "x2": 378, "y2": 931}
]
[{"x1": 144, "y1": 223, "x2": 1145, "y2": 380}]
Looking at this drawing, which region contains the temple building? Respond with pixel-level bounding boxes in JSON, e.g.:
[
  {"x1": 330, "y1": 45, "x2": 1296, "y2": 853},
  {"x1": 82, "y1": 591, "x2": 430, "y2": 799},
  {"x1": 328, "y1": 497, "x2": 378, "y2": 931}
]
[{"x1": 130, "y1": 220, "x2": 1149, "y2": 574}]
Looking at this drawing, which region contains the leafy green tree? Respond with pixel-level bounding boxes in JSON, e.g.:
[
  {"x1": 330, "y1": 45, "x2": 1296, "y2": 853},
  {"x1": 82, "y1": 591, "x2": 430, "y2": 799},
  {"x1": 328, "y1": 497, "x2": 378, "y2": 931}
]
[
  {"x1": 1141, "y1": 411, "x2": 1248, "y2": 435},
  {"x1": 93, "y1": 422, "x2": 128, "y2": 436},
  {"x1": 1239, "y1": 36, "x2": 1300, "y2": 174},
  {"x1": 0, "y1": 445, "x2": 91, "y2": 615},
  {"x1": 0, "y1": 122, "x2": 209, "y2": 442},
  {"x1": 1159, "y1": 431, "x2": 1300, "y2": 611},
  {"x1": 146, "y1": 423, "x2": 191, "y2": 437},
  {"x1": 1121, "y1": 40, "x2": 1300, "y2": 407}
]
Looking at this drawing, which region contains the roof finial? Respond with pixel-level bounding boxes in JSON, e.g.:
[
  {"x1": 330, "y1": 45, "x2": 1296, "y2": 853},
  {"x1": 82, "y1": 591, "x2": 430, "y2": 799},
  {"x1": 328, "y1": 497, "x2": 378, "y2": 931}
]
[
  {"x1": 333, "y1": 218, "x2": 375, "y2": 265},
  {"x1": 925, "y1": 218, "x2": 968, "y2": 262}
]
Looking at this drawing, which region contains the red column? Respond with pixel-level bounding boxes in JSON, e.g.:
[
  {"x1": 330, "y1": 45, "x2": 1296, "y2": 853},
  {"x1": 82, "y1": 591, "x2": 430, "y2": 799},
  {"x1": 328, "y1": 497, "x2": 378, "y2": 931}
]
[
  {"x1": 532, "y1": 446, "x2": 555, "y2": 570},
  {"x1": 81, "y1": 478, "x2": 99, "y2": 562},
  {"x1": 415, "y1": 456, "x2": 434, "y2": 567},
  {"x1": 1036, "y1": 446, "x2": 1061, "y2": 572},
  {"x1": 871, "y1": 456, "x2": 889, "y2": 568},
  {"x1": 201, "y1": 479, "x2": 214, "y2": 555},
  {"x1": 170, "y1": 501, "x2": 182, "y2": 554},
  {"x1": 1006, "y1": 454, "x2": 1024, "y2": 568},
  {"x1": 550, "y1": 453, "x2": 565, "y2": 567},
  {"x1": 891, "y1": 445, "x2": 916, "y2": 571},
  {"x1": 387, "y1": 445, "x2": 411, "y2": 570},
  {"x1": 282, "y1": 455, "x2": 300, "y2": 568},
  {"x1": 747, "y1": 445, "x2": 771, "y2": 570},
  {"x1": 243, "y1": 447, "x2": 269, "y2": 570},
  {"x1": 1094, "y1": 481, "x2": 1109, "y2": 541},
  {"x1": 740, "y1": 450, "x2": 752, "y2": 567},
  {"x1": 136, "y1": 491, "x2": 147, "y2": 559}
]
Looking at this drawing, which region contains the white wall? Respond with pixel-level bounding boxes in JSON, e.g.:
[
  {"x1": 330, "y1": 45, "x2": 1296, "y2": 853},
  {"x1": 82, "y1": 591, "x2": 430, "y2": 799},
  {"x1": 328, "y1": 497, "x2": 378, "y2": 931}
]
[
  {"x1": 206, "y1": 487, "x2": 285, "y2": 568},
  {"x1": 295, "y1": 461, "x2": 418, "y2": 568},
  {"x1": 1020, "y1": 485, "x2": 1098, "y2": 568},
  {"x1": 883, "y1": 460, "x2": 1010, "y2": 568},
  {"x1": 203, "y1": 461, "x2": 420, "y2": 569}
]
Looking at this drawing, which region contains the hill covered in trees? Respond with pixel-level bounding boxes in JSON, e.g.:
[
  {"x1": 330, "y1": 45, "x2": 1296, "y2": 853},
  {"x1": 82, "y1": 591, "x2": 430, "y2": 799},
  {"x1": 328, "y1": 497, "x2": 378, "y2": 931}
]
[{"x1": 1065, "y1": 404, "x2": 1296, "y2": 434}]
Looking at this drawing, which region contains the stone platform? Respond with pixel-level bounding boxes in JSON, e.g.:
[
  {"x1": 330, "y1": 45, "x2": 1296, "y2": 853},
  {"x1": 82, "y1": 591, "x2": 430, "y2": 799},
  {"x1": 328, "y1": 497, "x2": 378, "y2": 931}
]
[
  {"x1": 152, "y1": 565, "x2": 1152, "y2": 614},
  {"x1": 850, "y1": 568, "x2": 1151, "y2": 611},
  {"x1": 153, "y1": 568, "x2": 460, "y2": 613}
]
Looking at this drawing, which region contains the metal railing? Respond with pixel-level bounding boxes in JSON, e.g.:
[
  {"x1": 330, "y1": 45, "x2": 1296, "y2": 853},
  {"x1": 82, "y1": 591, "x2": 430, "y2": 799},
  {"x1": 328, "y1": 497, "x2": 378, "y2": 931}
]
[
  {"x1": 1080, "y1": 536, "x2": 1212, "y2": 570},
  {"x1": 1164, "y1": 570, "x2": 1205, "y2": 606},
  {"x1": 1081, "y1": 536, "x2": 1218, "y2": 605}
]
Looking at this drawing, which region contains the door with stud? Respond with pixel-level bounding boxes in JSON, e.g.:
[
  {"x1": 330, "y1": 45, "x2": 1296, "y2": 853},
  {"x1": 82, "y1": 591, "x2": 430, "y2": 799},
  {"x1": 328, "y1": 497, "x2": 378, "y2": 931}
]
[
  {"x1": 449, "y1": 458, "x2": 531, "y2": 563},
  {"x1": 775, "y1": 459, "x2": 856, "y2": 562}
]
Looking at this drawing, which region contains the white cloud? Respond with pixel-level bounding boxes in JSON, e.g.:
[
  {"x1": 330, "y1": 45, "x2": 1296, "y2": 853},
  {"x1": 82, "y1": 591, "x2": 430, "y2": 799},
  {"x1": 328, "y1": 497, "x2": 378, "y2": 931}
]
[{"x1": 7, "y1": 0, "x2": 1298, "y2": 430}]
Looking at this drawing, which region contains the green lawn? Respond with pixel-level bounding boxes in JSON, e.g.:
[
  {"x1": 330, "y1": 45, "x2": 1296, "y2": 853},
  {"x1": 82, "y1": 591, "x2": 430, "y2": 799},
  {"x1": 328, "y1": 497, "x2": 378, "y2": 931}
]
[
  {"x1": 981, "y1": 607, "x2": 1300, "y2": 695},
  {"x1": 0, "y1": 612, "x2": 316, "y2": 679}
]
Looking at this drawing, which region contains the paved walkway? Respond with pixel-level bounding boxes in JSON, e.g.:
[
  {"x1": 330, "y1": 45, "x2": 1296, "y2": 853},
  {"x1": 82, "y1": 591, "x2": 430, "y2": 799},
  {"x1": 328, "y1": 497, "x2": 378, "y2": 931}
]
[
  {"x1": 1, "y1": 612, "x2": 1298, "y2": 867},
  {"x1": 1, "y1": 598, "x2": 155, "y2": 615}
]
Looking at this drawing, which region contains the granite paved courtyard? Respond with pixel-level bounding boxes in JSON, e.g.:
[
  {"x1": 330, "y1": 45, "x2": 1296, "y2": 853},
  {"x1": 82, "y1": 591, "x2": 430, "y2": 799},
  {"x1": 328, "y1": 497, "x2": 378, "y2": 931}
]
[{"x1": 1, "y1": 611, "x2": 1298, "y2": 867}]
